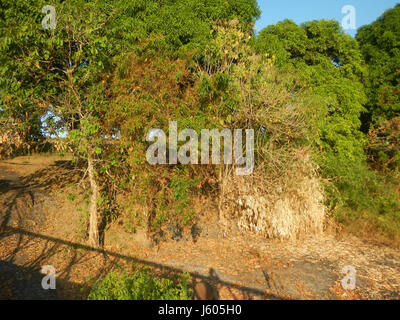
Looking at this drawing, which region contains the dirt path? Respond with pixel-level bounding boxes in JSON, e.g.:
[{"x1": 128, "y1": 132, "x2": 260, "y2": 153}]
[
  {"x1": 0, "y1": 160, "x2": 58, "y2": 299},
  {"x1": 0, "y1": 156, "x2": 399, "y2": 300},
  {"x1": 147, "y1": 233, "x2": 400, "y2": 299}
]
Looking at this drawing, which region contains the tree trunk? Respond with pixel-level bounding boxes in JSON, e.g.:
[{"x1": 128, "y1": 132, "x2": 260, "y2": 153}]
[
  {"x1": 87, "y1": 154, "x2": 100, "y2": 248},
  {"x1": 218, "y1": 164, "x2": 230, "y2": 237}
]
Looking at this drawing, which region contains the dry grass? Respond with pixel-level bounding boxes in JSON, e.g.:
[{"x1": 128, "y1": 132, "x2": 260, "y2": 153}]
[
  {"x1": 220, "y1": 151, "x2": 326, "y2": 240},
  {"x1": 0, "y1": 127, "x2": 26, "y2": 160},
  {"x1": 236, "y1": 177, "x2": 325, "y2": 239}
]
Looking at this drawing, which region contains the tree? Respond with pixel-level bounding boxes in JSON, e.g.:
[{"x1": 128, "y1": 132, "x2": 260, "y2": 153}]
[
  {"x1": 253, "y1": 19, "x2": 379, "y2": 216},
  {"x1": 0, "y1": 0, "x2": 261, "y2": 246},
  {"x1": 357, "y1": 4, "x2": 400, "y2": 128},
  {"x1": 101, "y1": 0, "x2": 260, "y2": 57},
  {"x1": 0, "y1": 0, "x2": 119, "y2": 247},
  {"x1": 254, "y1": 19, "x2": 368, "y2": 160},
  {"x1": 106, "y1": 20, "x2": 324, "y2": 239}
]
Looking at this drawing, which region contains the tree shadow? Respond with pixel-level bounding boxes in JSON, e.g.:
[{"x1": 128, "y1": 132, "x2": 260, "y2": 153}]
[
  {"x1": 0, "y1": 226, "x2": 284, "y2": 300},
  {"x1": 0, "y1": 260, "x2": 59, "y2": 300},
  {"x1": 18, "y1": 160, "x2": 82, "y2": 191},
  {"x1": 0, "y1": 160, "x2": 282, "y2": 300}
]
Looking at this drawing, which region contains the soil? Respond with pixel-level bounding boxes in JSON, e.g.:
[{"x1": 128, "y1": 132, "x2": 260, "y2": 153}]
[{"x1": 1, "y1": 155, "x2": 399, "y2": 300}]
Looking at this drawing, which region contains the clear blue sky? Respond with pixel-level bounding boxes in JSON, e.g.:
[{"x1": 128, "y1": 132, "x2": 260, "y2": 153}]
[{"x1": 255, "y1": 0, "x2": 400, "y2": 37}]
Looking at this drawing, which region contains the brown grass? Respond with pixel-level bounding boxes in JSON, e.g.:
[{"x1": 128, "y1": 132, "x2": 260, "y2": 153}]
[{"x1": 220, "y1": 151, "x2": 326, "y2": 240}]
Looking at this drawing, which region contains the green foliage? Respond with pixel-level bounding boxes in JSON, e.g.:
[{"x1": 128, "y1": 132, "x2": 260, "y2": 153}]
[
  {"x1": 357, "y1": 4, "x2": 400, "y2": 127},
  {"x1": 0, "y1": 0, "x2": 259, "y2": 151},
  {"x1": 368, "y1": 117, "x2": 400, "y2": 172},
  {"x1": 357, "y1": 5, "x2": 400, "y2": 174},
  {"x1": 87, "y1": 269, "x2": 193, "y2": 300},
  {"x1": 110, "y1": 21, "x2": 319, "y2": 233},
  {"x1": 254, "y1": 15, "x2": 400, "y2": 240},
  {"x1": 0, "y1": 0, "x2": 258, "y2": 237},
  {"x1": 198, "y1": 20, "x2": 316, "y2": 151},
  {"x1": 169, "y1": 168, "x2": 199, "y2": 224},
  {"x1": 0, "y1": 0, "x2": 115, "y2": 140},
  {"x1": 107, "y1": 52, "x2": 204, "y2": 231},
  {"x1": 252, "y1": 19, "x2": 305, "y2": 67},
  {"x1": 319, "y1": 149, "x2": 400, "y2": 239},
  {"x1": 254, "y1": 19, "x2": 368, "y2": 160},
  {"x1": 321, "y1": 152, "x2": 396, "y2": 211},
  {"x1": 111, "y1": 0, "x2": 260, "y2": 53},
  {"x1": 1, "y1": 0, "x2": 398, "y2": 243}
]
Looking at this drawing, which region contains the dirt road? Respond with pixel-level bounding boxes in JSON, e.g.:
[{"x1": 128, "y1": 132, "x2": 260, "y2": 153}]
[{"x1": 1, "y1": 156, "x2": 399, "y2": 299}]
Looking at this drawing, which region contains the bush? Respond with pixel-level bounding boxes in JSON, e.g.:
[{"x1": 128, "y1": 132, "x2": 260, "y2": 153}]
[
  {"x1": 367, "y1": 117, "x2": 400, "y2": 172},
  {"x1": 320, "y1": 151, "x2": 400, "y2": 239},
  {"x1": 192, "y1": 21, "x2": 327, "y2": 239},
  {"x1": 88, "y1": 268, "x2": 193, "y2": 300}
]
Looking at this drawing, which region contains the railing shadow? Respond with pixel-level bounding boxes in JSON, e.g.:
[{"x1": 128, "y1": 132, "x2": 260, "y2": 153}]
[
  {"x1": 0, "y1": 161, "x2": 280, "y2": 300},
  {"x1": 0, "y1": 226, "x2": 281, "y2": 300}
]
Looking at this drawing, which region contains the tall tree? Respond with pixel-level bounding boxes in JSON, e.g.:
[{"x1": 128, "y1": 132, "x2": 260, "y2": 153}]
[
  {"x1": 0, "y1": 0, "x2": 121, "y2": 247},
  {"x1": 0, "y1": 0, "x2": 261, "y2": 246},
  {"x1": 254, "y1": 19, "x2": 368, "y2": 160},
  {"x1": 357, "y1": 4, "x2": 400, "y2": 127}
]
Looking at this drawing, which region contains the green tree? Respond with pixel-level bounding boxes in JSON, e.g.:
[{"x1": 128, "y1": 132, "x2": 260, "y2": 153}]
[
  {"x1": 0, "y1": 0, "x2": 121, "y2": 247},
  {"x1": 254, "y1": 18, "x2": 400, "y2": 237},
  {"x1": 357, "y1": 4, "x2": 400, "y2": 127},
  {"x1": 0, "y1": 0, "x2": 261, "y2": 246},
  {"x1": 254, "y1": 19, "x2": 368, "y2": 160},
  {"x1": 103, "y1": 0, "x2": 260, "y2": 57}
]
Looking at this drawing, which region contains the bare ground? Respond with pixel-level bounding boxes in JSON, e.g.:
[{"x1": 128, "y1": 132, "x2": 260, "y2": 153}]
[{"x1": 0, "y1": 155, "x2": 399, "y2": 300}]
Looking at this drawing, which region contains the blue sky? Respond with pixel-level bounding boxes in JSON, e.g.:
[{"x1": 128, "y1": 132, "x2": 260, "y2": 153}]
[{"x1": 255, "y1": 0, "x2": 400, "y2": 37}]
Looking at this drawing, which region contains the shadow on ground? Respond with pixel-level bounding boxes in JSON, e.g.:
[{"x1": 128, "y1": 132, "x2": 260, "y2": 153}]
[
  {"x1": 0, "y1": 260, "x2": 61, "y2": 300},
  {"x1": 0, "y1": 226, "x2": 281, "y2": 300}
]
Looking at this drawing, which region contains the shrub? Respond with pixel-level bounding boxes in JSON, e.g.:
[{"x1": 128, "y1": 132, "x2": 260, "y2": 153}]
[
  {"x1": 321, "y1": 150, "x2": 400, "y2": 239},
  {"x1": 0, "y1": 119, "x2": 32, "y2": 159},
  {"x1": 88, "y1": 269, "x2": 193, "y2": 300},
  {"x1": 367, "y1": 117, "x2": 400, "y2": 172},
  {"x1": 196, "y1": 21, "x2": 326, "y2": 238}
]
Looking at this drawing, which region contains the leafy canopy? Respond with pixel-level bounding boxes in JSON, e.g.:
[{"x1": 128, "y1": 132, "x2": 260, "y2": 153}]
[
  {"x1": 254, "y1": 19, "x2": 368, "y2": 160},
  {"x1": 357, "y1": 4, "x2": 400, "y2": 127}
]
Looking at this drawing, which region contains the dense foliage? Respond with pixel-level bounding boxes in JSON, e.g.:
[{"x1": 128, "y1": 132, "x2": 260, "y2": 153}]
[
  {"x1": 357, "y1": 4, "x2": 400, "y2": 171},
  {"x1": 0, "y1": 0, "x2": 399, "y2": 245},
  {"x1": 357, "y1": 4, "x2": 400, "y2": 127},
  {"x1": 0, "y1": 0, "x2": 261, "y2": 246},
  {"x1": 253, "y1": 16, "x2": 399, "y2": 235},
  {"x1": 88, "y1": 269, "x2": 192, "y2": 300},
  {"x1": 254, "y1": 19, "x2": 367, "y2": 159}
]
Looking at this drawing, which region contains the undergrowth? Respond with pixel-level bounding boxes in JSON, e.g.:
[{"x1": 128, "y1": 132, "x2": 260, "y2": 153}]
[{"x1": 87, "y1": 268, "x2": 193, "y2": 300}]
